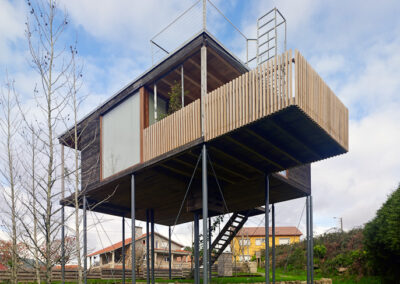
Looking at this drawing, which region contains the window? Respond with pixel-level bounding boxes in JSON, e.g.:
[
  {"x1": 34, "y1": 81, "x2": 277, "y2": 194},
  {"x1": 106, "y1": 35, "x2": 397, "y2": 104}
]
[
  {"x1": 238, "y1": 238, "x2": 250, "y2": 246},
  {"x1": 101, "y1": 93, "x2": 141, "y2": 178},
  {"x1": 164, "y1": 257, "x2": 170, "y2": 262},
  {"x1": 239, "y1": 255, "x2": 251, "y2": 262},
  {"x1": 155, "y1": 241, "x2": 159, "y2": 248},
  {"x1": 279, "y1": 238, "x2": 290, "y2": 245},
  {"x1": 255, "y1": 238, "x2": 265, "y2": 246},
  {"x1": 149, "y1": 91, "x2": 167, "y2": 125}
]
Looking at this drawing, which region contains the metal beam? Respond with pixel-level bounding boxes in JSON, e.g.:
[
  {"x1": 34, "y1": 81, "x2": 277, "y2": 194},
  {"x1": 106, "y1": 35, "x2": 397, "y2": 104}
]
[
  {"x1": 201, "y1": 45, "x2": 207, "y2": 136},
  {"x1": 306, "y1": 196, "x2": 310, "y2": 284},
  {"x1": 151, "y1": 209, "x2": 155, "y2": 284},
  {"x1": 208, "y1": 217, "x2": 212, "y2": 282},
  {"x1": 194, "y1": 212, "x2": 200, "y2": 284},
  {"x1": 243, "y1": 128, "x2": 302, "y2": 165},
  {"x1": 224, "y1": 135, "x2": 285, "y2": 171},
  {"x1": 310, "y1": 196, "x2": 314, "y2": 283},
  {"x1": 122, "y1": 216, "x2": 126, "y2": 284},
  {"x1": 169, "y1": 226, "x2": 172, "y2": 279},
  {"x1": 61, "y1": 205, "x2": 65, "y2": 284},
  {"x1": 265, "y1": 175, "x2": 270, "y2": 284},
  {"x1": 202, "y1": 144, "x2": 209, "y2": 284},
  {"x1": 146, "y1": 209, "x2": 150, "y2": 284},
  {"x1": 272, "y1": 204, "x2": 275, "y2": 284},
  {"x1": 131, "y1": 175, "x2": 136, "y2": 284}
]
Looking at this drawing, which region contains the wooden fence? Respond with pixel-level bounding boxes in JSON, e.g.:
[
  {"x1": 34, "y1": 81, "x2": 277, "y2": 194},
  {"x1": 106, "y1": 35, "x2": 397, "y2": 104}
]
[
  {"x1": 204, "y1": 50, "x2": 294, "y2": 141},
  {"x1": 0, "y1": 267, "x2": 193, "y2": 282},
  {"x1": 142, "y1": 49, "x2": 348, "y2": 161},
  {"x1": 143, "y1": 99, "x2": 201, "y2": 161},
  {"x1": 295, "y1": 50, "x2": 348, "y2": 150}
]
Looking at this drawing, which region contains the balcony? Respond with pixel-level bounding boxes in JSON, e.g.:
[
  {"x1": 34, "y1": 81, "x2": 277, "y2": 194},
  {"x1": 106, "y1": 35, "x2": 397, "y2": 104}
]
[{"x1": 143, "y1": 50, "x2": 348, "y2": 170}]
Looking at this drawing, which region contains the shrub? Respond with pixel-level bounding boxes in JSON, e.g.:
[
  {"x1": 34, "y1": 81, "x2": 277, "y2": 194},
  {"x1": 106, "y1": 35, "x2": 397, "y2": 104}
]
[{"x1": 363, "y1": 185, "x2": 400, "y2": 283}]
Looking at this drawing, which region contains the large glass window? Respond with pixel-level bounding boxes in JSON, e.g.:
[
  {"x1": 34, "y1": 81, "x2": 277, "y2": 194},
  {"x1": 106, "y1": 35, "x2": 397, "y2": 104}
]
[
  {"x1": 148, "y1": 91, "x2": 167, "y2": 125},
  {"x1": 102, "y1": 93, "x2": 140, "y2": 178}
]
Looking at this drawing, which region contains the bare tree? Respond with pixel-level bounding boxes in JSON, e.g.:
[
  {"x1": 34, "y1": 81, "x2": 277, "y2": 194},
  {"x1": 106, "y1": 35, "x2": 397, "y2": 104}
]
[
  {"x1": 23, "y1": 0, "x2": 72, "y2": 282},
  {"x1": 0, "y1": 75, "x2": 22, "y2": 284}
]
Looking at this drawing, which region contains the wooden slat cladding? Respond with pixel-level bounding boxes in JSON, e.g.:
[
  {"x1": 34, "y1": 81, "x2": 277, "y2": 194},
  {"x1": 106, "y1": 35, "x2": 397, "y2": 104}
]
[
  {"x1": 142, "y1": 50, "x2": 348, "y2": 162},
  {"x1": 143, "y1": 99, "x2": 201, "y2": 161},
  {"x1": 295, "y1": 50, "x2": 348, "y2": 151},
  {"x1": 204, "y1": 50, "x2": 294, "y2": 141}
]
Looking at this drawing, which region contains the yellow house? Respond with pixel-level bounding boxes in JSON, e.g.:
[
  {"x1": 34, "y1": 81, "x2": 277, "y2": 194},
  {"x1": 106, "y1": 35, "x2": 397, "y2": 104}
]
[{"x1": 231, "y1": 227, "x2": 302, "y2": 261}]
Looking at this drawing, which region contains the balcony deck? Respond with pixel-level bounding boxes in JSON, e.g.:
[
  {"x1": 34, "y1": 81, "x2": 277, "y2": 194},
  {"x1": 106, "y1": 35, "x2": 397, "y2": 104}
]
[{"x1": 143, "y1": 50, "x2": 348, "y2": 170}]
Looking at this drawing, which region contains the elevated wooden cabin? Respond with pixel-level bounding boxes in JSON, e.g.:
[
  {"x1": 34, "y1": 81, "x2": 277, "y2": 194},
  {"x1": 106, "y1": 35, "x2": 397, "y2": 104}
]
[{"x1": 59, "y1": 31, "x2": 348, "y2": 226}]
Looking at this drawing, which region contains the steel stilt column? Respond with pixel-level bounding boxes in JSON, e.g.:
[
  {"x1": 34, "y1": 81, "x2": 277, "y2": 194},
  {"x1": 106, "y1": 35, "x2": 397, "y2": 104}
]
[
  {"x1": 146, "y1": 210, "x2": 150, "y2": 284},
  {"x1": 122, "y1": 216, "x2": 126, "y2": 284},
  {"x1": 131, "y1": 175, "x2": 136, "y2": 284},
  {"x1": 61, "y1": 205, "x2": 65, "y2": 284},
  {"x1": 83, "y1": 196, "x2": 87, "y2": 284},
  {"x1": 306, "y1": 196, "x2": 310, "y2": 284},
  {"x1": 202, "y1": 144, "x2": 208, "y2": 284},
  {"x1": 151, "y1": 209, "x2": 155, "y2": 284},
  {"x1": 310, "y1": 196, "x2": 314, "y2": 283},
  {"x1": 169, "y1": 226, "x2": 172, "y2": 279},
  {"x1": 272, "y1": 204, "x2": 275, "y2": 284},
  {"x1": 194, "y1": 212, "x2": 200, "y2": 284},
  {"x1": 265, "y1": 175, "x2": 270, "y2": 284},
  {"x1": 208, "y1": 217, "x2": 212, "y2": 282}
]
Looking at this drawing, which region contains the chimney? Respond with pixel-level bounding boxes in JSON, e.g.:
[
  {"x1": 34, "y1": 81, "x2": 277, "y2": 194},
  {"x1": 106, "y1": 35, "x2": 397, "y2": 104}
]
[{"x1": 135, "y1": 226, "x2": 143, "y2": 238}]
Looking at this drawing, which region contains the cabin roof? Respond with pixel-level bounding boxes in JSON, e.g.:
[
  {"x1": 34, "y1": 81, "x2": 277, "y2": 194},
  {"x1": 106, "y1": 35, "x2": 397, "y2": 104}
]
[
  {"x1": 237, "y1": 226, "x2": 303, "y2": 237},
  {"x1": 58, "y1": 31, "x2": 249, "y2": 147}
]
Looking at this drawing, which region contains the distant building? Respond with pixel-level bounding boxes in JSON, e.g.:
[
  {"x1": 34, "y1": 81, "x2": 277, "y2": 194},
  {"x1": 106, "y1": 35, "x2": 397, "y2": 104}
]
[
  {"x1": 231, "y1": 226, "x2": 302, "y2": 261},
  {"x1": 88, "y1": 227, "x2": 190, "y2": 269}
]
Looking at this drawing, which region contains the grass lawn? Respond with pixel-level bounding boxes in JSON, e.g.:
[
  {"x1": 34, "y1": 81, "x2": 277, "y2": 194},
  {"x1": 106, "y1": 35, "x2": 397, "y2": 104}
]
[{"x1": 50, "y1": 269, "x2": 381, "y2": 284}]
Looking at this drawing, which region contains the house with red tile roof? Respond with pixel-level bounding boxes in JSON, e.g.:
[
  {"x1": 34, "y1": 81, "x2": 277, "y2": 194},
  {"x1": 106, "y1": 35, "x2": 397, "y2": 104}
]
[
  {"x1": 88, "y1": 227, "x2": 190, "y2": 269},
  {"x1": 231, "y1": 226, "x2": 302, "y2": 261}
]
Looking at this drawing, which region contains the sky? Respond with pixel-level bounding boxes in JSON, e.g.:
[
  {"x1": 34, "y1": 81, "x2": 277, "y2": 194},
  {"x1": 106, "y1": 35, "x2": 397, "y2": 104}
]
[{"x1": 1, "y1": 0, "x2": 400, "y2": 257}]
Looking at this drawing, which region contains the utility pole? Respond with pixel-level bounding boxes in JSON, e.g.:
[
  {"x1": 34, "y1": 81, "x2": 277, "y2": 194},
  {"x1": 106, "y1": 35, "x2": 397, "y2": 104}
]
[{"x1": 334, "y1": 217, "x2": 343, "y2": 232}]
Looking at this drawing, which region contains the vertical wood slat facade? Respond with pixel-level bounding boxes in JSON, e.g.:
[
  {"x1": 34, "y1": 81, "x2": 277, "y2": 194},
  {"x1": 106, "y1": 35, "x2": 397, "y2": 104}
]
[
  {"x1": 143, "y1": 99, "x2": 201, "y2": 161},
  {"x1": 204, "y1": 50, "x2": 294, "y2": 141},
  {"x1": 142, "y1": 50, "x2": 348, "y2": 162}
]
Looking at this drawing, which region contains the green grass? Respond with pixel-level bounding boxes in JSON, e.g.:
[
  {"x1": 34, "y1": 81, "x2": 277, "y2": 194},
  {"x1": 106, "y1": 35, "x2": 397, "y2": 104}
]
[{"x1": 48, "y1": 269, "x2": 381, "y2": 284}]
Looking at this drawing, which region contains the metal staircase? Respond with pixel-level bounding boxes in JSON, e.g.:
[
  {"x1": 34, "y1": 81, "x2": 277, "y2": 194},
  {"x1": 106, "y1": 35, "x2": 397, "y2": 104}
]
[{"x1": 206, "y1": 207, "x2": 265, "y2": 266}]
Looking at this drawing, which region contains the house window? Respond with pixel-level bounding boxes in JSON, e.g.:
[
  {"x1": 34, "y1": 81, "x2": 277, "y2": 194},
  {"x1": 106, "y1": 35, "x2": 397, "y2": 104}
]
[
  {"x1": 164, "y1": 257, "x2": 170, "y2": 262},
  {"x1": 155, "y1": 241, "x2": 159, "y2": 248},
  {"x1": 238, "y1": 238, "x2": 250, "y2": 246},
  {"x1": 255, "y1": 238, "x2": 265, "y2": 246},
  {"x1": 143, "y1": 240, "x2": 145, "y2": 245},
  {"x1": 239, "y1": 255, "x2": 251, "y2": 262},
  {"x1": 279, "y1": 238, "x2": 290, "y2": 245}
]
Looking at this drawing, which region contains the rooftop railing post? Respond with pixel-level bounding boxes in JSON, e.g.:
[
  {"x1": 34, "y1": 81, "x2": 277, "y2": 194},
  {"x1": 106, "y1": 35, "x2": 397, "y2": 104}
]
[
  {"x1": 265, "y1": 174, "x2": 270, "y2": 284},
  {"x1": 202, "y1": 144, "x2": 209, "y2": 284},
  {"x1": 131, "y1": 175, "x2": 136, "y2": 284},
  {"x1": 154, "y1": 83, "x2": 158, "y2": 121},
  {"x1": 202, "y1": 0, "x2": 207, "y2": 31},
  {"x1": 122, "y1": 215, "x2": 126, "y2": 284},
  {"x1": 181, "y1": 65, "x2": 185, "y2": 107}
]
